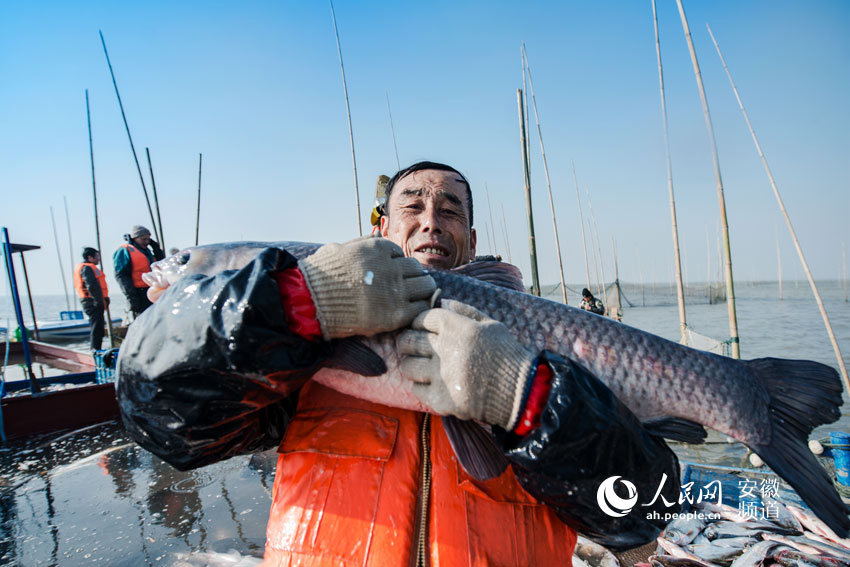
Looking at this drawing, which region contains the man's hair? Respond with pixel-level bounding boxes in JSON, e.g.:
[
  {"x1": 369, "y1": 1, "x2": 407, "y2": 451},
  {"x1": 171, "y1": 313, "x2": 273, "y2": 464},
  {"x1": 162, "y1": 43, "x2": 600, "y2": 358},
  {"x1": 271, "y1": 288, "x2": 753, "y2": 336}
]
[
  {"x1": 384, "y1": 161, "x2": 473, "y2": 227},
  {"x1": 82, "y1": 247, "x2": 99, "y2": 261}
]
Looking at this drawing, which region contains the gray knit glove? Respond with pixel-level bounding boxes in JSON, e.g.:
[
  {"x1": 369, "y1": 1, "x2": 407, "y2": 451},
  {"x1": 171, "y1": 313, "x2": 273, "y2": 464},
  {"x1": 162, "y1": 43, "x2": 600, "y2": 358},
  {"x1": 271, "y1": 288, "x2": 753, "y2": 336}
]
[
  {"x1": 298, "y1": 235, "x2": 436, "y2": 339},
  {"x1": 397, "y1": 299, "x2": 536, "y2": 430}
]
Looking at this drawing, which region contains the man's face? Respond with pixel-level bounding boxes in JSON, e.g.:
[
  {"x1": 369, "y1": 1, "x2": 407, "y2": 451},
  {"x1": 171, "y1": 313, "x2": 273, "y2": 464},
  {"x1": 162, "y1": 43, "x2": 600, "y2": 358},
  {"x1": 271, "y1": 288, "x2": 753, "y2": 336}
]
[
  {"x1": 380, "y1": 169, "x2": 476, "y2": 270},
  {"x1": 134, "y1": 235, "x2": 151, "y2": 248}
]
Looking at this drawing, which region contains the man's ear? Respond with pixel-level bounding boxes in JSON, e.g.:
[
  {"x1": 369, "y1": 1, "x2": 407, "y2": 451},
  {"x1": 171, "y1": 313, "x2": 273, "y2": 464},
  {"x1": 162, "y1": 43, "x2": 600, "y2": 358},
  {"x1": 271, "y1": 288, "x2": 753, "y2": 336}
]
[
  {"x1": 469, "y1": 227, "x2": 477, "y2": 258},
  {"x1": 380, "y1": 214, "x2": 389, "y2": 237}
]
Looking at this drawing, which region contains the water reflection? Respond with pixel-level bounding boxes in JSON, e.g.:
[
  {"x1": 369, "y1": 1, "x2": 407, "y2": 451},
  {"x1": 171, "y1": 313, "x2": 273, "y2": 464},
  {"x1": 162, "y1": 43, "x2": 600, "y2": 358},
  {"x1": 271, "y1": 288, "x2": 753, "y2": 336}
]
[{"x1": 0, "y1": 421, "x2": 271, "y2": 566}]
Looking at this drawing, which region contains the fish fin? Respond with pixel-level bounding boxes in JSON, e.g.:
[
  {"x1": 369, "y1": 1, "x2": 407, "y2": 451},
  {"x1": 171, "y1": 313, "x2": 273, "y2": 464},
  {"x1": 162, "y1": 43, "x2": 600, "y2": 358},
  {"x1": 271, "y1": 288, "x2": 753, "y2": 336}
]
[
  {"x1": 745, "y1": 357, "x2": 850, "y2": 538},
  {"x1": 441, "y1": 416, "x2": 509, "y2": 480},
  {"x1": 642, "y1": 417, "x2": 707, "y2": 444},
  {"x1": 324, "y1": 338, "x2": 387, "y2": 376},
  {"x1": 451, "y1": 261, "x2": 526, "y2": 292}
]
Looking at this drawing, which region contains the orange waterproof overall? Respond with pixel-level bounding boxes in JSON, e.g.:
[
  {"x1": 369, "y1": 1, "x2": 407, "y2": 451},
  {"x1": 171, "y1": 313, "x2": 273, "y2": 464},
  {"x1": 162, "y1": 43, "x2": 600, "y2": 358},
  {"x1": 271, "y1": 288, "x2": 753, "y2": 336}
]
[
  {"x1": 262, "y1": 381, "x2": 577, "y2": 567},
  {"x1": 118, "y1": 243, "x2": 152, "y2": 287},
  {"x1": 73, "y1": 262, "x2": 109, "y2": 299}
]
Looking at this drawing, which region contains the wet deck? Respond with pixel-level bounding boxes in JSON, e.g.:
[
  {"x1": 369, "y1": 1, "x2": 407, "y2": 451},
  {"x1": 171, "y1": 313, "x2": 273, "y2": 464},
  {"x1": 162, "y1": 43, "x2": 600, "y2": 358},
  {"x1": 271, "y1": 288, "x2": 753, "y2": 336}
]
[{"x1": 0, "y1": 420, "x2": 274, "y2": 566}]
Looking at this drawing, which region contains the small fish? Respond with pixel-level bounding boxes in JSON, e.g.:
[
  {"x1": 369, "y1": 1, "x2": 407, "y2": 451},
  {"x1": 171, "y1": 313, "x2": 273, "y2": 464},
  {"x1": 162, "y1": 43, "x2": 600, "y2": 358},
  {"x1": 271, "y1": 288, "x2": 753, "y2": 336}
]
[
  {"x1": 706, "y1": 521, "x2": 798, "y2": 540},
  {"x1": 762, "y1": 534, "x2": 825, "y2": 557},
  {"x1": 709, "y1": 537, "x2": 759, "y2": 549},
  {"x1": 664, "y1": 517, "x2": 707, "y2": 546},
  {"x1": 729, "y1": 541, "x2": 779, "y2": 567},
  {"x1": 686, "y1": 543, "x2": 746, "y2": 565},
  {"x1": 657, "y1": 538, "x2": 719, "y2": 567},
  {"x1": 762, "y1": 496, "x2": 805, "y2": 533},
  {"x1": 651, "y1": 554, "x2": 719, "y2": 567},
  {"x1": 789, "y1": 505, "x2": 850, "y2": 548},
  {"x1": 774, "y1": 549, "x2": 850, "y2": 567},
  {"x1": 138, "y1": 240, "x2": 850, "y2": 537}
]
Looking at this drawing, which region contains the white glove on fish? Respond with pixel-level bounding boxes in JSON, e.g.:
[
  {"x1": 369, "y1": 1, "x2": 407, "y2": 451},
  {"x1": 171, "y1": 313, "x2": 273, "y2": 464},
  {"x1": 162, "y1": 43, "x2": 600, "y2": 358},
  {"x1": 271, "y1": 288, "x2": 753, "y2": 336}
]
[
  {"x1": 397, "y1": 299, "x2": 536, "y2": 430},
  {"x1": 298, "y1": 235, "x2": 436, "y2": 339}
]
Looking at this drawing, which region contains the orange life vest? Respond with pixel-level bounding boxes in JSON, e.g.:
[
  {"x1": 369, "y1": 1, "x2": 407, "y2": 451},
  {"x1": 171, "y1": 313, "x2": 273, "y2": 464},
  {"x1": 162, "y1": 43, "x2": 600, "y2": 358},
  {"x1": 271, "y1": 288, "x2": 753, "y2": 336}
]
[
  {"x1": 261, "y1": 381, "x2": 577, "y2": 567},
  {"x1": 119, "y1": 243, "x2": 152, "y2": 288},
  {"x1": 73, "y1": 262, "x2": 109, "y2": 299}
]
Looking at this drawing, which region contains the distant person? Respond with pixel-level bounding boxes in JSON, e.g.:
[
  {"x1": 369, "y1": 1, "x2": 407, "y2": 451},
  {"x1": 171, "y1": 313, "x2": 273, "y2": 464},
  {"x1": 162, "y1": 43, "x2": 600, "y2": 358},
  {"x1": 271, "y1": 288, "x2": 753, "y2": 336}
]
[
  {"x1": 168, "y1": 247, "x2": 180, "y2": 256},
  {"x1": 74, "y1": 247, "x2": 109, "y2": 351},
  {"x1": 580, "y1": 287, "x2": 605, "y2": 315},
  {"x1": 113, "y1": 225, "x2": 165, "y2": 319}
]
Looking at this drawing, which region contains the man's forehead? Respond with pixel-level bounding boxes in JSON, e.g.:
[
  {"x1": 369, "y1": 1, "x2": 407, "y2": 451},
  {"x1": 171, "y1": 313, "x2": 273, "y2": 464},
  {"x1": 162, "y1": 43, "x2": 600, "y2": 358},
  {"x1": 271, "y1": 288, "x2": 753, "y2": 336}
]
[{"x1": 392, "y1": 169, "x2": 468, "y2": 202}]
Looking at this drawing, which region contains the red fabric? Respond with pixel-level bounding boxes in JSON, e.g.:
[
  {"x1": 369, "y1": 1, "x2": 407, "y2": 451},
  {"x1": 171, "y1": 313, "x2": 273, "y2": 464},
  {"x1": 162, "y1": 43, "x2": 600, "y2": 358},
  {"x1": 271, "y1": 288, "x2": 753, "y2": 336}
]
[
  {"x1": 273, "y1": 268, "x2": 322, "y2": 340},
  {"x1": 513, "y1": 362, "x2": 553, "y2": 436}
]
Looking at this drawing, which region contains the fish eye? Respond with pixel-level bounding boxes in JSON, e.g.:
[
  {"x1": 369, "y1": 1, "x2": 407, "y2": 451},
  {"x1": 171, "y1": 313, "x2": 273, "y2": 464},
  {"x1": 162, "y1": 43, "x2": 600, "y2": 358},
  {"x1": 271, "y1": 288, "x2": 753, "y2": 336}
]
[{"x1": 178, "y1": 252, "x2": 191, "y2": 265}]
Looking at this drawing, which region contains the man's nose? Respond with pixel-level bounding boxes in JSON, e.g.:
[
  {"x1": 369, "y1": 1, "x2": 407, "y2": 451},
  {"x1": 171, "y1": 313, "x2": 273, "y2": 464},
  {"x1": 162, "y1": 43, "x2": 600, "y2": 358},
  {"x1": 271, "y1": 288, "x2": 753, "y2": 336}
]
[{"x1": 420, "y1": 205, "x2": 443, "y2": 233}]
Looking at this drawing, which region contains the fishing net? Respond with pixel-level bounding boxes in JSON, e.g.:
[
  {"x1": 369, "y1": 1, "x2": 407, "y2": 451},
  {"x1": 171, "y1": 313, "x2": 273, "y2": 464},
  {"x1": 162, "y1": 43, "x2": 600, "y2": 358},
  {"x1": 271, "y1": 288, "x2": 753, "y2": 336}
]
[{"x1": 682, "y1": 325, "x2": 732, "y2": 357}]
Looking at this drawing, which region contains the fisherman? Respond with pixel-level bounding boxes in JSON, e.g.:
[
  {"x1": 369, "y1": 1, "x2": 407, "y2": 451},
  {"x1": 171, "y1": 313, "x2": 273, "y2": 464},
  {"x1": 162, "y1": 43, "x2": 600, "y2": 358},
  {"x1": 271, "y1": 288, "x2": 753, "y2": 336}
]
[
  {"x1": 117, "y1": 161, "x2": 680, "y2": 566},
  {"x1": 112, "y1": 225, "x2": 165, "y2": 319},
  {"x1": 581, "y1": 287, "x2": 605, "y2": 315},
  {"x1": 74, "y1": 247, "x2": 110, "y2": 351}
]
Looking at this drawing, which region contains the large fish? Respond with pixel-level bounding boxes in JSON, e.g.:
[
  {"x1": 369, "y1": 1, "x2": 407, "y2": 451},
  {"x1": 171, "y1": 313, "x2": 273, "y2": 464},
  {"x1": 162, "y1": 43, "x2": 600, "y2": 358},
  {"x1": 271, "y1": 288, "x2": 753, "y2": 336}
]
[{"x1": 141, "y1": 241, "x2": 849, "y2": 538}]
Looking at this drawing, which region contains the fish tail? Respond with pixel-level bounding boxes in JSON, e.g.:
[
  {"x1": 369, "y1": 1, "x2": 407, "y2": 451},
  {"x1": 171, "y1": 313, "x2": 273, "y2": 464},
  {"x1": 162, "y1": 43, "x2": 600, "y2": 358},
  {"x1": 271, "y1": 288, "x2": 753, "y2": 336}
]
[{"x1": 746, "y1": 357, "x2": 849, "y2": 537}]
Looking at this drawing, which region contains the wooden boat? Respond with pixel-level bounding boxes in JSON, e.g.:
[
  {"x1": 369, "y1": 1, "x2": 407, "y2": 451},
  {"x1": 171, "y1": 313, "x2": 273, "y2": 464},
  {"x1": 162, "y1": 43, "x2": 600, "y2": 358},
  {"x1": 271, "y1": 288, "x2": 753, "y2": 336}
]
[{"x1": 1, "y1": 340, "x2": 119, "y2": 439}]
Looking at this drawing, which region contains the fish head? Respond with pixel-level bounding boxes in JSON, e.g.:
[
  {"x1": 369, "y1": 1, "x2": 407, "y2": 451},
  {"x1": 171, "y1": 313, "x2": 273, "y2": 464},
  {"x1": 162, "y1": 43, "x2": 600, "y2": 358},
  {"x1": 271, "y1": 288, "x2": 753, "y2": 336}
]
[{"x1": 143, "y1": 241, "x2": 306, "y2": 302}]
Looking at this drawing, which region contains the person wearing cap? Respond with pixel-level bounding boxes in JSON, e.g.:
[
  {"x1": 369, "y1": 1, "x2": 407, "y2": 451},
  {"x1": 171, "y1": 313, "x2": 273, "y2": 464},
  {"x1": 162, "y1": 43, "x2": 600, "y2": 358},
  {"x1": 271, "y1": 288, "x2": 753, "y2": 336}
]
[
  {"x1": 113, "y1": 225, "x2": 165, "y2": 318},
  {"x1": 580, "y1": 287, "x2": 605, "y2": 315},
  {"x1": 74, "y1": 247, "x2": 110, "y2": 351}
]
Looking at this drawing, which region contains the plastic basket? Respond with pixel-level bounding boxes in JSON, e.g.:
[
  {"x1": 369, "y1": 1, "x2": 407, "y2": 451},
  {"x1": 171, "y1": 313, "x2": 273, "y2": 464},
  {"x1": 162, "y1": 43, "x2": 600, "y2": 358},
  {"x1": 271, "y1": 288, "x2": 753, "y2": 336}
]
[{"x1": 94, "y1": 348, "x2": 119, "y2": 384}]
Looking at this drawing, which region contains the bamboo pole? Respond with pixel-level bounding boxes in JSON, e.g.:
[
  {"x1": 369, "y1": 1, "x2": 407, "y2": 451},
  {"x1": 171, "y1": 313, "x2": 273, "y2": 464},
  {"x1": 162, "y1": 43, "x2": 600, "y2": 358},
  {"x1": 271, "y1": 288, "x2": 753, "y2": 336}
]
[
  {"x1": 674, "y1": 1, "x2": 740, "y2": 358},
  {"x1": 500, "y1": 204, "x2": 512, "y2": 264},
  {"x1": 386, "y1": 92, "x2": 400, "y2": 170},
  {"x1": 99, "y1": 30, "x2": 160, "y2": 243},
  {"x1": 195, "y1": 153, "x2": 202, "y2": 246},
  {"x1": 652, "y1": 0, "x2": 687, "y2": 343},
  {"x1": 63, "y1": 196, "x2": 78, "y2": 311},
  {"x1": 145, "y1": 147, "x2": 165, "y2": 252},
  {"x1": 776, "y1": 224, "x2": 783, "y2": 301},
  {"x1": 86, "y1": 90, "x2": 114, "y2": 347},
  {"x1": 50, "y1": 207, "x2": 71, "y2": 312},
  {"x1": 517, "y1": 89, "x2": 540, "y2": 296},
  {"x1": 706, "y1": 22, "x2": 848, "y2": 387},
  {"x1": 572, "y1": 161, "x2": 591, "y2": 291},
  {"x1": 523, "y1": 44, "x2": 568, "y2": 304},
  {"x1": 485, "y1": 184, "x2": 498, "y2": 258},
  {"x1": 586, "y1": 187, "x2": 609, "y2": 308},
  {"x1": 521, "y1": 45, "x2": 531, "y2": 179},
  {"x1": 612, "y1": 237, "x2": 622, "y2": 320},
  {"x1": 329, "y1": 0, "x2": 362, "y2": 236}
]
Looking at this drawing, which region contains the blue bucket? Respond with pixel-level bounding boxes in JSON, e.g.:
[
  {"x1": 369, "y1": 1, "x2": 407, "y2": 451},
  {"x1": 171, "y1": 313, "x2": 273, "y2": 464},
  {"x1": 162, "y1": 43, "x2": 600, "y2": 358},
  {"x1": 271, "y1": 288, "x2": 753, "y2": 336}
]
[{"x1": 830, "y1": 431, "x2": 850, "y2": 487}]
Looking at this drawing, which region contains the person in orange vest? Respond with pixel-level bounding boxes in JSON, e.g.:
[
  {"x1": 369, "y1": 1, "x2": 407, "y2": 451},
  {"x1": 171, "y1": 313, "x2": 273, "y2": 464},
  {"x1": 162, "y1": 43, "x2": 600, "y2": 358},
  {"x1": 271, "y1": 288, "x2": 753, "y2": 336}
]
[
  {"x1": 74, "y1": 247, "x2": 110, "y2": 351},
  {"x1": 112, "y1": 225, "x2": 165, "y2": 319},
  {"x1": 117, "y1": 162, "x2": 680, "y2": 566}
]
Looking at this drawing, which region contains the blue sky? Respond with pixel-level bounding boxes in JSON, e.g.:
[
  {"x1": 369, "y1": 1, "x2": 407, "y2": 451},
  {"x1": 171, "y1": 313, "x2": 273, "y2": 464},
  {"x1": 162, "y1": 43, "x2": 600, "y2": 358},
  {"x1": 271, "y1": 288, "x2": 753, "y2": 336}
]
[{"x1": 1, "y1": 0, "x2": 848, "y2": 295}]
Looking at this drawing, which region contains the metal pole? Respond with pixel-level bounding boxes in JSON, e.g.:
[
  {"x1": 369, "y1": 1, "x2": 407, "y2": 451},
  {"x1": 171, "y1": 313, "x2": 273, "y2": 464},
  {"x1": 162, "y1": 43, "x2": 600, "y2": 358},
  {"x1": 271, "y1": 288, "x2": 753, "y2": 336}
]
[
  {"x1": 675, "y1": 0, "x2": 740, "y2": 358},
  {"x1": 49, "y1": 207, "x2": 71, "y2": 312},
  {"x1": 517, "y1": 89, "x2": 540, "y2": 296},
  {"x1": 707, "y1": 22, "x2": 848, "y2": 384},
  {"x1": 652, "y1": 0, "x2": 687, "y2": 343},
  {"x1": 145, "y1": 147, "x2": 165, "y2": 252},
  {"x1": 329, "y1": 0, "x2": 362, "y2": 236},
  {"x1": 86, "y1": 89, "x2": 114, "y2": 347},
  {"x1": 2, "y1": 228, "x2": 39, "y2": 393},
  {"x1": 523, "y1": 44, "x2": 568, "y2": 304},
  {"x1": 195, "y1": 153, "x2": 202, "y2": 246},
  {"x1": 98, "y1": 30, "x2": 160, "y2": 243}
]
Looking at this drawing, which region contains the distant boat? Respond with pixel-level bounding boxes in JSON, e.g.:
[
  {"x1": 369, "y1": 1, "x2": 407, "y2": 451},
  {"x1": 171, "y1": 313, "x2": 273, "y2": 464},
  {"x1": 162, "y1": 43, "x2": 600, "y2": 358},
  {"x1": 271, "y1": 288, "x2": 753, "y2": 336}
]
[{"x1": 0, "y1": 310, "x2": 122, "y2": 342}]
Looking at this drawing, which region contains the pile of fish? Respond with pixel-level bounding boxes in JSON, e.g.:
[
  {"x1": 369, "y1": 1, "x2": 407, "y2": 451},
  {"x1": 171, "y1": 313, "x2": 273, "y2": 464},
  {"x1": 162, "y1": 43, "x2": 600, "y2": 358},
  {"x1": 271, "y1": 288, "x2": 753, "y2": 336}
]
[{"x1": 644, "y1": 499, "x2": 850, "y2": 567}]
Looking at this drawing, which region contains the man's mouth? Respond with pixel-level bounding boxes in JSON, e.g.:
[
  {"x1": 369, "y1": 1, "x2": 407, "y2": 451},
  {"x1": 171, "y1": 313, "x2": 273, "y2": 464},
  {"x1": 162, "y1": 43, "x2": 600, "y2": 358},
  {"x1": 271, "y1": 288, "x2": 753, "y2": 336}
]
[{"x1": 415, "y1": 246, "x2": 448, "y2": 257}]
